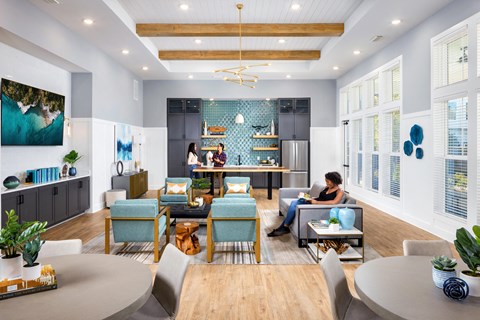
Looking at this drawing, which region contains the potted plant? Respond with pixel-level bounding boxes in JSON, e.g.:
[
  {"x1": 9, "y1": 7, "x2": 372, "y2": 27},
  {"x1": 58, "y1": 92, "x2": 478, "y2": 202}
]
[
  {"x1": 0, "y1": 210, "x2": 47, "y2": 279},
  {"x1": 191, "y1": 177, "x2": 212, "y2": 205},
  {"x1": 431, "y1": 255, "x2": 457, "y2": 288},
  {"x1": 63, "y1": 149, "x2": 83, "y2": 176},
  {"x1": 454, "y1": 226, "x2": 480, "y2": 297},
  {"x1": 328, "y1": 217, "x2": 340, "y2": 232},
  {"x1": 22, "y1": 235, "x2": 45, "y2": 280}
]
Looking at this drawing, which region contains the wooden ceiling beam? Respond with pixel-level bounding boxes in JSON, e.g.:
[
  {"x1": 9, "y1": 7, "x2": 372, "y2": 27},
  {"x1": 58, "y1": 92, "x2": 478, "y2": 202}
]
[
  {"x1": 158, "y1": 50, "x2": 321, "y2": 60},
  {"x1": 138, "y1": 23, "x2": 343, "y2": 37}
]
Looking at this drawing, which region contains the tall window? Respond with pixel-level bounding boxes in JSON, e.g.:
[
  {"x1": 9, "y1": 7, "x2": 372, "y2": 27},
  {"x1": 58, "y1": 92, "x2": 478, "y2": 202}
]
[
  {"x1": 352, "y1": 119, "x2": 363, "y2": 186},
  {"x1": 382, "y1": 110, "x2": 401, "y2": 198},
  {"x1": 433, "y1": 97, "x2": 468, "y2": 219},
  {"x1": 365, "y1": 115, "x2": 379, "y2": 191}
]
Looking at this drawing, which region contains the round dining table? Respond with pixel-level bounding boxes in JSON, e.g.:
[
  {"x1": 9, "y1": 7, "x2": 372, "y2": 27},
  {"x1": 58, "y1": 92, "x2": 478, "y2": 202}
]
[
  {"x1": 1, "y1": 254, "x2": 152, "y2": 320},
  {"x1": 355, "y1": 256, "x2": 480, "y2": 320}
]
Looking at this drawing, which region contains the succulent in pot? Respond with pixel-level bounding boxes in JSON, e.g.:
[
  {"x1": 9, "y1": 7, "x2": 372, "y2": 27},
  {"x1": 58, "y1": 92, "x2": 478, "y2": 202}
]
[
  {"x1": 454, "y1": 226, "x2": 480, "y2": 296},
  {"x1": 22, "y1": 235, "x2": 45, "y2": 280},
  {"x1": 431, "y1": 255, "x2": 457, "y2": 288},
  {"x1": 328, "y1": 217, "x2": 340, "y2": 232}
]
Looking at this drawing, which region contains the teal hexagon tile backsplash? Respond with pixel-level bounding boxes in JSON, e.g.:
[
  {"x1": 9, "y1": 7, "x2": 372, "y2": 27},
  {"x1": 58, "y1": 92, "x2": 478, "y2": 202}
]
[{"x1": 202, "y1": 99, "x2": 278, "y2": 165}]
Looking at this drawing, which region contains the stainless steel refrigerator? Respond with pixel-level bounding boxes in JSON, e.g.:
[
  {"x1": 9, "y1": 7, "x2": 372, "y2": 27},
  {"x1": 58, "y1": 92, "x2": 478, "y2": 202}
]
[{"x1": 281, "y1": 140, "x2": 309, "y2": 187}]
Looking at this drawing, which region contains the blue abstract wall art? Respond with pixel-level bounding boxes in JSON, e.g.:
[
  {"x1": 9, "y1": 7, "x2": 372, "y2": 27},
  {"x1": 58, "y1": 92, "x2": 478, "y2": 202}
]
[
  {"x1": 115, "y1": 124, "x2": 132, "y2": 161},
  {"x1": 410, "y1": 124, "x2": 424, "y2": 145},
  {"x1": 1, "y1": 78, "x2": 65, "y2": 146},
  {"x1": 404, "y1": 124, "x2": 424, "y2": 159}
]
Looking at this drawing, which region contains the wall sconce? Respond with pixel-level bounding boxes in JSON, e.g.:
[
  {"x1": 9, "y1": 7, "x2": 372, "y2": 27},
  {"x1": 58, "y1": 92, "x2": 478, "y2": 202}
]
[{"x1": 64, "y1": 117, "x2": 71, "y2": 136}]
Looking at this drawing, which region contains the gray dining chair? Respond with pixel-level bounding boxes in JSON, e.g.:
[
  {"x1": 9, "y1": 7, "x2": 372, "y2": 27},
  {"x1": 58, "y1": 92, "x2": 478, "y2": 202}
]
[
  {"x1": 38, "y1": 239, "x2": 83, "y2": 259},
  {"x1": 402, "y1": 240, "x2": 453, "y2": 257},
  {"x1": 129, "y1": 243, "x2": 190, "y2": 320},
  {"x1": 320, "y1": 249, "x2": 383, "y2": 320}
]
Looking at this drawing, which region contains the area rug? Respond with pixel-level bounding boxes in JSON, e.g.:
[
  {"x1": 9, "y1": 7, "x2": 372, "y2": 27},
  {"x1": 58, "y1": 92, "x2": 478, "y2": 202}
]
[{"x1": 83, "y1": 209, "x2": 382, "y2": 265}]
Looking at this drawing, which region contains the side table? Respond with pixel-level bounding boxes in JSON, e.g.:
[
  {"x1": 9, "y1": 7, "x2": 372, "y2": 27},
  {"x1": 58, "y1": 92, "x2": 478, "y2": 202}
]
[
  {"x1": 306, "y1": 222, "x2": 364, "y2": 263},
  {"x1": 176, "y1": 222, "x2": 201, "y2": 255}
]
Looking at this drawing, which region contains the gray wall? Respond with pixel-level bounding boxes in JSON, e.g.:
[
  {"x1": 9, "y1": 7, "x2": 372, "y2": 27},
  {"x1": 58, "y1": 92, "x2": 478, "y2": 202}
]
[
  {"x1": 0, "y1": 0, "x2": 143, "y2": 126},
  {"x1": 337, "y1": 0, "x2": 480, "y2": 115},
  {"x1": 143, "y1": 79, "x2": 336, "y2": 127},
  {"x1": 72, "y1": 73, "x2": 93, "y2": 118}
]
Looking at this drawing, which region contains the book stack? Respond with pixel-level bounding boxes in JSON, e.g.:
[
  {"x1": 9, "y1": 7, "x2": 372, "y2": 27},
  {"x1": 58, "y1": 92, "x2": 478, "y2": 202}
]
[
  {"x1": 26, "y1": 167, "x2": 60, "y2": 184},
  {"x1": 0, "y1": 264, "x2": 57, "y2": 300}
]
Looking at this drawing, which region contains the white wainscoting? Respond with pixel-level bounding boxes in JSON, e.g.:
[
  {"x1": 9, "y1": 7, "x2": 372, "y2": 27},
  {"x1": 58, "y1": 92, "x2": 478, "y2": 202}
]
[{"x1": 143, "y1": 127, "x2": 168, "y2": 190}]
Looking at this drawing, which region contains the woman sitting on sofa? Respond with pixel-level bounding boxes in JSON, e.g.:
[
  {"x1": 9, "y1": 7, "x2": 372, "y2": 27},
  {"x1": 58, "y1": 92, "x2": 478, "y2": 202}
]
[{"x1": 268, "y1": 171, "x2": 344, "y2": 237}]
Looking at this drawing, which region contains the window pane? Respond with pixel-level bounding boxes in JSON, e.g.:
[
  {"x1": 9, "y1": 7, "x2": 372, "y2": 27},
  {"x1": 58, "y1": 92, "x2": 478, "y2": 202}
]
[
  {"x1": 445, "y1": 159, "x2": 467, "y2": 218},
  {"x1": 392, "y1": 67, "x2": 400, "y2": 101},
  {"x1": 372, "y1": 154, "x2": 379, "y2": 191},
  {"x1": 390, "y1": 155, "x2": 400, "y2": 197},
  {"x1": 373, "y1": 77, "x2": 379, "y2": 106},
  {"x1": 447, "y1": 97, "x2": 468, "y2": 156},
  {"x1": 392, "y1": 110, "x2": 400, "y2": 152},
  {"x1": 447, "y1": 34, "x2": 468, "y2": 84},
  {"x1": 373, "y1": 115, "x2": 379, "y2": 152}
]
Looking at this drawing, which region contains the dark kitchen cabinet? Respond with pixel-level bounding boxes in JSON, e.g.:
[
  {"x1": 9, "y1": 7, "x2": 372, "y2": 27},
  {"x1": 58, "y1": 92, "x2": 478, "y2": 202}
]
[
  {"x1": 38, "y1": 183, "x2": 68, "y2": 225},
  {"x1": 68, "y1": 177, "x2": 90, "y2": 216},
  {"x1": 1, "y1": 188, "x2": 38, "y2": 224},
  {"x1": 167, "y1": 98, "x2": 202, "y2": 177},
  {"x1": 278, "y1": 98, "x2": 310, "y2": 140}
]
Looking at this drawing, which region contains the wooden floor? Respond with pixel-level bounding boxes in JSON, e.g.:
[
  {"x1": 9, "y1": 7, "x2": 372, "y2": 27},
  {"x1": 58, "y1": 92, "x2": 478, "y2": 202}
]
[{"x1": 43, "y1": 189, "x2": 443, "y2": 320}]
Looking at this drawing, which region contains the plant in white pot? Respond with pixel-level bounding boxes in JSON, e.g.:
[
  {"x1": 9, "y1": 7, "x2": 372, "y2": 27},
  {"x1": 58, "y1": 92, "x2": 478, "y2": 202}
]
[
  {"x1": 431, "y1": 255, "x2": 457, "y2": 288},
  {"x1": 454, "y1": 226, "x2": 480, "y2": 297},
  {"x1": 0, "y1": 210, "x2": 47, "y2": 279},
  {"x1": 22, "y1": 235, "x2": 45, "y2": 281},
  {"x1": 328, "y1": 217, "x2": 340, "y2": 232}
]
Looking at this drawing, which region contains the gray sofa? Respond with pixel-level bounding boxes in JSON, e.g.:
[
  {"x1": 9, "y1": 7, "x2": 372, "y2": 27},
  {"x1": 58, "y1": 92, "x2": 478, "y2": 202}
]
[{"x1": 278, "y1": 182, "x2": 362, "y2": 247}]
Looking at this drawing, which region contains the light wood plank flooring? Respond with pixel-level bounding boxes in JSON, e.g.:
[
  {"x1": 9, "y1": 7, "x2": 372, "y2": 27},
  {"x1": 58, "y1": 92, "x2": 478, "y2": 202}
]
[{"x1": 43, "y1": 189, "x2": 444, "y2": 320}]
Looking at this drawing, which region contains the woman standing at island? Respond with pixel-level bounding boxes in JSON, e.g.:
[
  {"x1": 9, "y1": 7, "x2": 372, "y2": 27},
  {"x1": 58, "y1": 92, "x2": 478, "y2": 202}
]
[{"x1": 187, "y1": 142, "x2": 202, "y2": 179}]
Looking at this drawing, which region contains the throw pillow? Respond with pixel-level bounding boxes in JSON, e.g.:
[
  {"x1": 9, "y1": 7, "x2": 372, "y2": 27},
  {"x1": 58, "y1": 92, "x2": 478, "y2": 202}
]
[
  {"x1": 310, "y1": 181, "x2": 324, "y2": 198},
  {"x1": 226, "y1": 183, "x2": 247, "y2": 194},
  {"x1": 166, "y1": 182, "x2": 187, "y2": 194}
]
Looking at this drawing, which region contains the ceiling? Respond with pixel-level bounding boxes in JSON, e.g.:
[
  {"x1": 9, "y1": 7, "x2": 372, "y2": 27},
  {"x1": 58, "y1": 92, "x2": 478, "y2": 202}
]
[{"x1": 28, "y1": 0, "x2": 455, "y2": 81}]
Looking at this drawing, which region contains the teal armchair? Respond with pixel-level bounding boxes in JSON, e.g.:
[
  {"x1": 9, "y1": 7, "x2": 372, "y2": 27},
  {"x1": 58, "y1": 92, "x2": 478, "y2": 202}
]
[
  {"x1": 159, "y1": 178, "x2": 192, "y2": 206},
  {"x1": 222, "y1": 176, "x2": 253, "y2": 198},
  {"x1": 105, "y1": 199, "x2": 170, "y2": 262},
  {"x1": 207, "y1": 198, "x2": 260, "y2": 263}
]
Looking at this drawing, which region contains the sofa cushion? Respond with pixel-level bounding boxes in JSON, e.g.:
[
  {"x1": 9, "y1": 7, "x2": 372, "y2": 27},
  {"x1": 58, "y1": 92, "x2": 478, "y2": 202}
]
[
  {"x1": 310, "y1": 181, "x2": 324, "y2": 198},
  {"x1": 166, "y1": 182, "x2": 187, "y2": 194},
  {"x1": 226, "y1": 182, "x2": 247, "y2": 194},
  {"x1": 160, "y1": 194, "x2": 187, "y2": 203}
]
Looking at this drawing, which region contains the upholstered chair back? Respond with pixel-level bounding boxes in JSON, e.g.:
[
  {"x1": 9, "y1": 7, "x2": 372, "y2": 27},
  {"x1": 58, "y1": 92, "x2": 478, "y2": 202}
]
[{"x1": 223, "y1": 176, "x2": 252, "y2": 198}]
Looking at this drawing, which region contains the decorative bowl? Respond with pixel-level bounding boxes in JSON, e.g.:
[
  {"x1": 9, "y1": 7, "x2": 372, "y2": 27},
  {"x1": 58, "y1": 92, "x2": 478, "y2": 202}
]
[
  {"x1": 188, "y1": 201, "x2": 200, "y2": 208},
  {"x1": 260, "y1": 160, "x2": 268, "y2": 164},
  {"x1": 3, "y1": 176, "x2": 20, "y2": 189}
]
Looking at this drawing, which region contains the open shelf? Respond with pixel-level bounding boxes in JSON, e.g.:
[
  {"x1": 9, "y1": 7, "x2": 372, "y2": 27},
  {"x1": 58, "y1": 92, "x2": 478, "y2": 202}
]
[
  {"x1": 201, "y1": 135, "x2": 226, "y2": 138},
  {"x1": 307, "y1": 243, "x2": 363, "y2": 261},
  {"x1": 252, "y1": 147, "x2": 279, "y2": 151},
  {"x1": 201, "y1": 147, "x2": 227, "y2": 151},
  {"x1": 252, "y1": 135, "x2": 278, "y2": 139}
]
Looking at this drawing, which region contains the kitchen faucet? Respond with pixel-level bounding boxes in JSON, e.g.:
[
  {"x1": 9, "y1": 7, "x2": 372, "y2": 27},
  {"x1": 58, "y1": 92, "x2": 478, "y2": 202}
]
[{"x1": 238, "y1": 154, "x2": 242, "y2": 165}]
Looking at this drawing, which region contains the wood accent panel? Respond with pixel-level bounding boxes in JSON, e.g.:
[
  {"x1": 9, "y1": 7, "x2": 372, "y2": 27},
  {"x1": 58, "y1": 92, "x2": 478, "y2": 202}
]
[
  {"x1": 137, "y1": 23, "x2": 344, "y2": 37},
  {"x1": 252, "y1": 147, "x2": 279, "y2": 151},
  {"x1": 159, "y1": 50, "x2": 320, "y2": 60}
]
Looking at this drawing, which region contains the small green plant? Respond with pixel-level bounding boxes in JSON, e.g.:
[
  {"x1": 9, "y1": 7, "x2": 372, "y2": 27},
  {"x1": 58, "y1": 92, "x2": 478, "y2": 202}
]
[
  {"x1": 22, "y1": 235, "x2": 45, "y2": 267},
  {"x1": 431, "y1": 255, "x2": 457, "y2": 271},
  {"x1": 0, "y1": 210, "x2": 47, "y2": 258},
  {"x1": 454, "y1": 226, "x2": 480, "y2": 277},
  {"x1": 328, "y1": 217, "x2": 339, "y2": 224},
  {"x1": 63, "y1": 150, "x2": 83, "y2": 166},
  {"x1": 191, "y1": 177, "x2": 212, "y2": 198}
]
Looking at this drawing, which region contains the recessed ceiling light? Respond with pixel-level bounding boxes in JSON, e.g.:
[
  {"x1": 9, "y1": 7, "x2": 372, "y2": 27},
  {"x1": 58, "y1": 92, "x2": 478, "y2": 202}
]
[
  {"x1": 353, "y1": 50, "x2": 361, "y2": 55},
  {"x1": 266, "y1": 98, "x2": 271, "y2": 101},
  {"x1": 122, "y1": 49, "x2": 129, "y2": 55},
  {"x1": 333, "y1": 66, "x2": 339, "y2": 70},
  {"x1": 194, "y1": 39, "x2": 202, "y2": 44},
  {"x1": 209, "y1": 98, "x2": 214, "y2": 101},
  {"x1": 180, "y1": 4, "x2": 189, "y2": 10},
  {"x1": 188, "y1": 75, "x2": 194, "y2": 79},
  {"x1": 291, "y1": 4, "x2": 301, "y2": 10},
  {"x1": 286, "y1": 75, "x2": 292, "y2": 78},
  {"x1": 83, "y1": 18, "x2": 94, "y2": 25},
  {"x1": 142, "y1": 66, "x2": 149, "y2": 71},
  {"x1": 278, "y1": 39, "x2": 286, "y2": 44},
  {"x1": 5, "y1": 75, "x2": 13, "y2": 78},
  {"x1": 391, "y1": 19, "x2": 402, "y2": 25}
]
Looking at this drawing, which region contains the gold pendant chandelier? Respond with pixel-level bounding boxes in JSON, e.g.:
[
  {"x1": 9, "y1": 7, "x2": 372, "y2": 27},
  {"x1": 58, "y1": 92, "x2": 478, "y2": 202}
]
[{"x1": 214, "y1": 3, "x2": 270, "y2": 89}]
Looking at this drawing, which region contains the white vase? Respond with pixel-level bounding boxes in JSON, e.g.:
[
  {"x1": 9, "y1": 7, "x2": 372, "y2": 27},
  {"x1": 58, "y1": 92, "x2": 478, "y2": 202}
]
[
  {"x1": 271, "y1": 120, "x2": 275, "y2": 135},
  {"x1": 460, "y1": 271, "x2": 480, "y2": 297},
  {"x1": 195, "y1": 197, "x2": 204, "y2": 206},
  {"x1": 1, "y1": 255, "x2": 23, "y2": 279},
  {"x1": 432, "y1": 267, "x2": 456, "y2": 288},
  {"x1": 22, "y1": 263, "x2": 42, "y2": 281}
]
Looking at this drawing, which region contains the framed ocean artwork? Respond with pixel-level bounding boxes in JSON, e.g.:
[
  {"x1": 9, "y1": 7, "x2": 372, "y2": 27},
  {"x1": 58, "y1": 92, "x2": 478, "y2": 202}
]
[
  {"x1": 1, "y1": 78, "x2": 65, "y2": 146},
  {"x1": 115, "y1": 123, "x2": 132, "y2": 161}
]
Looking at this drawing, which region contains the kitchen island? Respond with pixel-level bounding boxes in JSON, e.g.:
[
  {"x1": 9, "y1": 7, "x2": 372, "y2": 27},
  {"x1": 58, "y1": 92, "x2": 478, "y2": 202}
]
[{"x1": 194, "y1": 166, "x2": 290, "y2": 200}]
